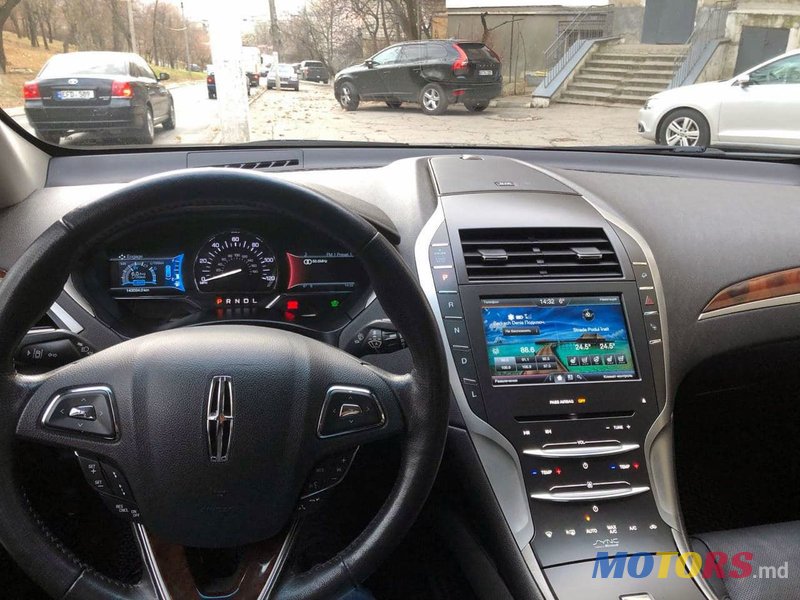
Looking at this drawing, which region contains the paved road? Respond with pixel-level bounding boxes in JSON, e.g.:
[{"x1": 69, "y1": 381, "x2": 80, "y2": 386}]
[
  {"x1": 10, "y1": 81, "x2": 220, "y2": 146},
  {"x1": 9, "y1": 79, "x2": 644, "y2": 148},
  {"x1": 248, "y1": 80, "x2": 644, "y2": 147}
]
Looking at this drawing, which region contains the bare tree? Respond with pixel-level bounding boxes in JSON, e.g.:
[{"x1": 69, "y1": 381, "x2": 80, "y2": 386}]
[{"x1": 0, "y1": 0, "x2": 25, "y2": 71}]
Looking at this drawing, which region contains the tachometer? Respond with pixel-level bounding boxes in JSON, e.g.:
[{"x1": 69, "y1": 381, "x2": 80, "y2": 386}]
[{"x1": 194, "y1": 231, "x2": 277, "y2": 293}]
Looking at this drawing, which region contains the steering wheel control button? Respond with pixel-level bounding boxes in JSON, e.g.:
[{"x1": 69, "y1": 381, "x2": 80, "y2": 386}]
[
  {"x1": 339, "y1": 403, "x2": 363, "y2": 418},
  {"x1": 318, "y1": 386, "x2": 385, "y2": 437},
  {"x1": 68, "y1": 405, "x2": 97, "y2": 421},
  {"x1": 76, "y1": 455, "x2": 110, "y2": 493},
  {"x1": 42, "y1": 386, "x2": 116, "y2": 438},
  {"x1": 101, "y1": 464, "x2": 133, "y2": 499},
  {"x1": 301, "y1": 448, "x2": 359, "y2": 499},
  {"x1": 101, "y1": 496, "x2": 142, "y2": 522}
]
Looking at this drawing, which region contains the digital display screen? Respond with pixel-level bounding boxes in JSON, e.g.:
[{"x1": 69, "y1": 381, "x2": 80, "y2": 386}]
[
  {"x1": 481, "y1": 296, "x2": 636, "y2": 385},
  {"x1": 286, "y1": 252, "x2": 360, "y2": 291},
  {"x1": 109, "y1": 254, "x2": 185, "y2": 296}
]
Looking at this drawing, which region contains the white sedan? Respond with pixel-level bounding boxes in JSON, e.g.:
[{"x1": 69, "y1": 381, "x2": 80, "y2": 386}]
[{"x1": 638, "y1": 49, "x2": 800, "y2": 149}]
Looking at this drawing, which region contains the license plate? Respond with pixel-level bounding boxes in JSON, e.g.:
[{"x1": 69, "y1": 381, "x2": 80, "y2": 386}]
[
  {"x1": 56, "y1": 90, "x2": 94, "y2": 100},
  {"x1": 478, "y1": 69, "x2": 493, "y2": 76}
]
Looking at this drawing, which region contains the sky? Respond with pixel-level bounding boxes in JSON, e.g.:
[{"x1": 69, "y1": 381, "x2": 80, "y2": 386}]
[{"x1": 170, "y1": 0, "x2": 303, "y2": 22}]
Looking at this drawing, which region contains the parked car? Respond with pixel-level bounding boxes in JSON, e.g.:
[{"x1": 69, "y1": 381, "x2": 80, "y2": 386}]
[
  {"x1": 23, "y1": 51, "x2": 174, "y2": 145},
  {"x1": 639, "y1": 48, "x2": 800, "y2": 148},
  {"x1": 299, "y1": 60, "x2": 328, "y2": 83},
  {"x1": 206, "y1": 69, "x2": 252, "y2": 99},
  {"x1": 334, "y1": 40, "x2": 502, "y2": 115},
  {"x1": 266, "y1": 64, "x2": 300, "y2": 91}
]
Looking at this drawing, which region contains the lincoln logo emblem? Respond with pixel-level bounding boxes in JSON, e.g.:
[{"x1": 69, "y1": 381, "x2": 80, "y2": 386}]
[{"x1": 207, "y1": 376, "x2": 233, "y2": 462}]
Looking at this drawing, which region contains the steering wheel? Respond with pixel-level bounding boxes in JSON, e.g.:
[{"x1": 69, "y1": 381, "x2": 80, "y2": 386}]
[{"x1": 0, "y1": 169, "x2": 449, "y2": 599}]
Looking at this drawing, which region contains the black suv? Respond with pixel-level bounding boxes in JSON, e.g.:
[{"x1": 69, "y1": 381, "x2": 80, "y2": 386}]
[{"x1": 334, "y1": 40, "x2": 502, "y2": 115}]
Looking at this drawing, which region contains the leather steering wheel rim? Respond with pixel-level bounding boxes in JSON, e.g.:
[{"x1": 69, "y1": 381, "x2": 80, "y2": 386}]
[{"x1": 0, "y1": 168, "x2": 449, "y2": 600}]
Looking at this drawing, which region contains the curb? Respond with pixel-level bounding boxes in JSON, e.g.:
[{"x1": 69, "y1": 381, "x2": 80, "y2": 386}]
[
  {"x1": 490, "y1": 99, "x2": 534, "y2": 109},
  {"x1": 248, "y1": 85, "x2": 268, "y2": 105},
  {"x1": 5, "y1": 106, "x2": 24, "y2": 117}
]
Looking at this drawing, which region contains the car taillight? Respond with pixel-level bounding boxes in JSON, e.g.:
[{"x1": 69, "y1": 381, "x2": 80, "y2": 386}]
[
  {"x1": 452, "y1": 44, "x2": 469, "y2": 76},
  {"x1": 111, "y1": 81, "x2": 133, "y2": 98},
  {"x1": 23, "y1": 82, "x2": 40, "y2": 100}
]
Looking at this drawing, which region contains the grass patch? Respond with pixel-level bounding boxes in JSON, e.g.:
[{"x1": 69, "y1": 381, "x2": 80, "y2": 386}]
[{"x1": 0, "y1": 31, "x2": 60, "y2": 108}]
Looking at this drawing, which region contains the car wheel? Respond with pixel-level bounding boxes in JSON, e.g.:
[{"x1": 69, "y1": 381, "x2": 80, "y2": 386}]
[
  {"x1": 138, "y1": 107, "x2": 155, "y2": 144},
  {"x1": 464, "y1": 100, "x2": 488, "y2": 113},
  {"x1": 35, "y1": 130, "x2": 61, "y2": 144},
  {"x1": 658, "y1": 108, "x2": 710, "y2": 147},
  {"x1": 386, "y1": 101, "x2": 403, "y2": 109},
  {"x1": 420, "y1": 83, "x2": 448, "y2": 115},
  {"x1": 339, "y1": 81, "x2": 360, "y2": 111},
  {"x1": 162, "y1": 100, "x2": 176, "y2": 130}
]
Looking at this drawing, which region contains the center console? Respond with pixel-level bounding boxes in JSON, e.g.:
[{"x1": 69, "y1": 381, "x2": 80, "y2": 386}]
[{"x1": 417, "y1": 156, "x2": 708, "y2": 600}]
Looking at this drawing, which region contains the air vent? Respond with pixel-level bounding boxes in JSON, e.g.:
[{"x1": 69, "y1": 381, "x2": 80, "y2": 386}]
[
  {"x1": 213, "y1": 159, "x2": 300, "y2": 170},
  {"x1": 460, "y1": 227, "x2": 621, "y2": 281}
]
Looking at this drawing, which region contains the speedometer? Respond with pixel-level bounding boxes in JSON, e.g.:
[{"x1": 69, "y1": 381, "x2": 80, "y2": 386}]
[{"x1": 194, "y1": 231, "x2": 278, "y2": 293}]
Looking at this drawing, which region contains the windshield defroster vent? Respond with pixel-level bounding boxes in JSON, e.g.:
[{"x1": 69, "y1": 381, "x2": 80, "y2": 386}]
[
  {"x1": 213, "y1": 159, "x2": 300, "y2": 170},
  {"x1": 460, "y1": 227, "x2": 621, "y2": 281}
]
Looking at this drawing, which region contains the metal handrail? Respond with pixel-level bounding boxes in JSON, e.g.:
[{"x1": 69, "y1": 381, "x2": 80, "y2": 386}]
[
  {"x1": 541, "y1": 4, "x2": 613, "y2": 87},
  {"x1": 669, "y1": 1, "x2": 732, "y2": 88}
]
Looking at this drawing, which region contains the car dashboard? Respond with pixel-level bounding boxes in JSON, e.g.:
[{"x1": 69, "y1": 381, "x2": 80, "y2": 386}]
[{"x1": 3, "y1": 145, "x2": 800, "y2": 600}]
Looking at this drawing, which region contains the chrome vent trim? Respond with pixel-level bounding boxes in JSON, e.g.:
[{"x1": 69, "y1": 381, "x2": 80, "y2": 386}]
[{"x1": 460, "y1": 227, "x2": 621, "y2": 281}]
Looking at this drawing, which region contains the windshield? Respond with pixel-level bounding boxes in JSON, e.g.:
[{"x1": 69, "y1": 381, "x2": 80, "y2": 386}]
[
  {"x1": 39, "y1": 53, "x2": 130, "y2": 78},
  {"x1": 1, "y1": 0, "x2": 799, "y2": 152}
]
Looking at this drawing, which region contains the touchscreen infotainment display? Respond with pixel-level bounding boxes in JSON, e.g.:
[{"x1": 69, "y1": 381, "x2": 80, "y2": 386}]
[{"x1": 481, "y1": 295, "x2": 636, "y2": 385}]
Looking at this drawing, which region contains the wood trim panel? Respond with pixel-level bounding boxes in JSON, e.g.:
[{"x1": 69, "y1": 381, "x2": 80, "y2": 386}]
[
  {"x1": 145, "y1": 528, "x2": 288, "y2": 599},
  {"x1": 702, "y1": 267, "x2": 800, "y2": 314}
]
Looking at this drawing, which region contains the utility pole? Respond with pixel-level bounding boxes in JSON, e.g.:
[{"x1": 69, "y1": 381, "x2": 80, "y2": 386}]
[
  {"x1": 126, "y1": 0, "x2": 138, "y2": 54},
  {"x1": 267, "y1": 0, "x2": 281, "y2": 57},
  {"x1": 181, "y1": 1, "x2": 191, "y2": 70}
]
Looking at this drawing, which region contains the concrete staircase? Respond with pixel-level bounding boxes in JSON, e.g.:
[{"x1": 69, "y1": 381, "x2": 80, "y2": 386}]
[{"x1": 558, "y1": 44, "x2": 687, "y2": 107}]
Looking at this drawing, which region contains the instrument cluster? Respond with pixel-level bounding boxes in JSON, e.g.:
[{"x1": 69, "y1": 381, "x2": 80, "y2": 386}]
[{"x1": 77, "y1": 214, "x2": 372, "y2": 337}]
